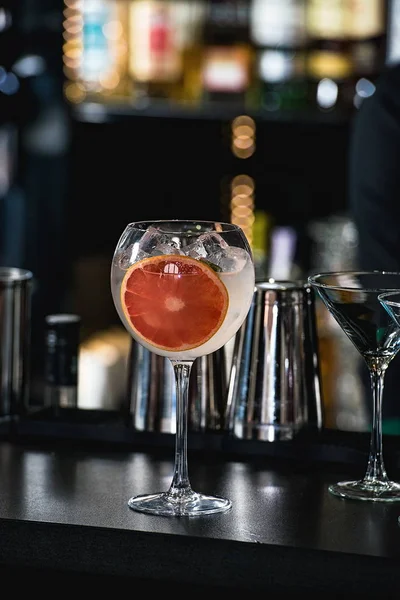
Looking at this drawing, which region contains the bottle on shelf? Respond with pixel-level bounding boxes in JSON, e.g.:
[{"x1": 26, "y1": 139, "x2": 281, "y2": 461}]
[
  {"x1": 306, "y1": 42, "x2": 355, "y2": 113},
  {"x1": 345, "y1": 0, "x2": 386, "y2": 109},
  {"x1": 250, "y1": 0, "x2": 309, "y2": 112},
  {"x1": 128, "y1": 0, "x2": 206, "y2": 104},
  {"x1": 63, "y1": 0, "x2": 131, "y2": 104},
  {"x1": 178, "y1": 1, "x2": 208, "y2": 104},
  {"x1": 306, "y1": 0, "x2": 386, "y2": 114},
  {"x1": 201, "y1": 0, "x2": 253, "y2": 107},
  {"x1": 306, "y1": 0, "x2": 354, "y2": 113},
  {"x1": 252, "y1": 208, "x2": 272, "y2": 281}
]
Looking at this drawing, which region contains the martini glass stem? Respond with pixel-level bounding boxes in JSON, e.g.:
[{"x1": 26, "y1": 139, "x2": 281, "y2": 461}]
[
  {"x1": 364, "y1": 362, "x2": 389, "y2": 484},
  {"x1": 168, "y1": 360, "x2": 195, "y2": 500}
]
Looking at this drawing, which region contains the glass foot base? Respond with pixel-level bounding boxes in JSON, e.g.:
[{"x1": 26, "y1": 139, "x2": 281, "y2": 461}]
[
  {"x1": 329, "y1": 479, "x2": 400, "y2": 502},
  {"x1": 128, "y1": 491, "x2": 232, "y2": 517}
]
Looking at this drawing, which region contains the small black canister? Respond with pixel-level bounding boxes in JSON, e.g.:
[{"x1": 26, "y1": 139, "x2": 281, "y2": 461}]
[{"x1": 44, "y1": 314, "x2": 81, "y2": 411}]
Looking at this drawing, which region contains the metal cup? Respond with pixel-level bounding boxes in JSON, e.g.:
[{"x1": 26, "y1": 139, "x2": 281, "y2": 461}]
[
  {"x1": 225, "y1": 280, "x2": 324, "y2": 441},
  {"x1": 0, "y1": 267, "x2": 33, "y2": 419},
  {"x1": 125, "y1": 339, "x2": 228, "y2": 433}
]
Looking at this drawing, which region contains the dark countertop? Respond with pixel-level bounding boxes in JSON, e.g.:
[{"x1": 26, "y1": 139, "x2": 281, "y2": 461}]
[{"x1": 0, "y1": 431, "x2": 400, "y2": 594}]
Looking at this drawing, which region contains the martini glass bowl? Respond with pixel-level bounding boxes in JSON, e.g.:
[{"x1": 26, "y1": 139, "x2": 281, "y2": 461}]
[
  {"x1": 308, "y1": 271, "x2": 400, "y2": 502},
  {"x1": 379, "y1": 291, "x2": 400, "y2": 328}
]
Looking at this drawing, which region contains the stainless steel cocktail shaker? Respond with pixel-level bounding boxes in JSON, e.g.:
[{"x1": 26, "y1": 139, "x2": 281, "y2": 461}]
[{"x1": 225, "y1": 280, "x2": 324, "y2": 441}]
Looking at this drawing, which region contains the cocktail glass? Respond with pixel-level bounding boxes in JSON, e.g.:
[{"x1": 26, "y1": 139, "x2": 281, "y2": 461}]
[
  {"x1": 378, "y1": 290, "x2": 400, "y2": 522},
  {"x1": 308, "y1": 271, "x2": 400, "y2": 502},
  {"x1": 379, "y1": 291, "x2": 400, "y2": 328},
  {"x1": 111, "y1": 220, "x2": 255, "y2": 516}
]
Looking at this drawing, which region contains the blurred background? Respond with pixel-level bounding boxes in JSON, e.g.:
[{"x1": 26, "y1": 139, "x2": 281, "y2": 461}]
[{"x1": 1, "y1": 0, "x2": 399, "y2": 428}]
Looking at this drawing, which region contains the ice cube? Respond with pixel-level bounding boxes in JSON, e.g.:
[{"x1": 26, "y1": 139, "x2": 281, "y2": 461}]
[
  {"x1": 117, "y1": 244, "x2": 142, "y2": 270},
  {"x1": 183, "y1": 240, "x2": 207, "y2": 259},
  {"x1": 199, "y1": 232, "x2": 229, "y2": 253},
  {"x1": 151, "y1": 243, "x2": 184, "y2": 256},
  {"x1": 208, "y1": 246, "x2": 248, "y2": 273},
  {"x1": 184, "y1": 232, "x2": 229, "y2": 259},
  {"x1": 139, "y1": 226, "x2": 169, "y2": 254},
  {"x1": 139, "y1": 227, "x2": 184, "y2": 256}
]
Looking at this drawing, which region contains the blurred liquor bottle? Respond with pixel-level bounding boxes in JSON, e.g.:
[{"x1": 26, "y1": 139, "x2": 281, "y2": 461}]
[
  {"x1": 306, "y1": 0, "x2": 386, "y2": 113},
  {"x1": 201, "y1": 0, "x2": 253, "y2": 106},
  {"x1": 179, "y1": 2, "x2": 208, "y2": 104},
  {"x1": 306, "y1": 0, "x2": 354, "y2": 113},
  {"x1": 345, "y1": 0, "x2": 386, "y2": 109},
  {"x1": 252, "y1": 209, "x2": 272, "y2": 280},
  {"x1": 63, "y1": 0, "x2": 131, "y2": 104},
  {"x1": 128, "y1": 0, "x2": 206, "y2": 104},
  {"x1": 249, "y1": 0, "x2": 309, "y2": 112}
]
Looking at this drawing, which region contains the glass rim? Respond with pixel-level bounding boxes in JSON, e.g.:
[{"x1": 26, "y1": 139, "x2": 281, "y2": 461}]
[
  {"x1": 124, "y1": 220, "x2": 242, "y2": 234},
  {"x1": 308, "y1": 270, "x2": 400, "y2": 293},
  {"x1": 378, "y1": 290, "x2": 400, "y2": 307}
]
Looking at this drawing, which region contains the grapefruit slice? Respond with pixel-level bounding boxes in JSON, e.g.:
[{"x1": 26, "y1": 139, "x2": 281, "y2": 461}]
[{"x1": 120, "y1": 254, "x2": 229, "y2": 352}]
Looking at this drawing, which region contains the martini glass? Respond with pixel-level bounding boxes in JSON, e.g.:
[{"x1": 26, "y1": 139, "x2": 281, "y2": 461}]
[
  {"x1": 379, "y1": 291, "x2": 400, "y2": 327},
  {"x1": 111, "y1": 220, "x2": 255, "y2": 516},
  {"x1": 378, "y1": 290, "x2": 400, "y2": 523},
  {"x1": 308, "y1": 271, "x2": 400, "y2": 502}
]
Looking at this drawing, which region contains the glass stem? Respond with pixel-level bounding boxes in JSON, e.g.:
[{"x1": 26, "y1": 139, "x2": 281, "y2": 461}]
[
  {"x1": 168, "y1": 360, "x2": 194, "y2": 499},
  {"x1": 364, "y1": 363, "x2": 389, "y2": 484}
]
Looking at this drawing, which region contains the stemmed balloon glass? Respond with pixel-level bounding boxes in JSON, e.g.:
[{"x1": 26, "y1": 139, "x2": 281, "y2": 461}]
[
  {"x1": 308, "y1": 271, "x2": 400, "y2": 502},
  {"x1": 111, "y1": 220, "x2": 255, "y2": 516}
]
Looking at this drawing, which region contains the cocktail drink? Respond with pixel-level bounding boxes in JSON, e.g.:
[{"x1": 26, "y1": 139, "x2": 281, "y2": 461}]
[
  {"x1": 309, "y1": 271, "x2": 400, "y2": 502},
  {"x1": 111, "y1": 220, "x2": 255, "y2": 516}
]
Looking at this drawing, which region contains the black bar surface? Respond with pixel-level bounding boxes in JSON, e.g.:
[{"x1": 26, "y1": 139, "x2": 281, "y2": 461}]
[{"x1": 0, "y1": 438, "x2": 399, "y2": 594}]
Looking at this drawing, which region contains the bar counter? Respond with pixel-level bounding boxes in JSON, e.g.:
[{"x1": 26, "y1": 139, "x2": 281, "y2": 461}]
[{"x1": 0, "y1": 428, "x2": 400, "y2": 594}]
